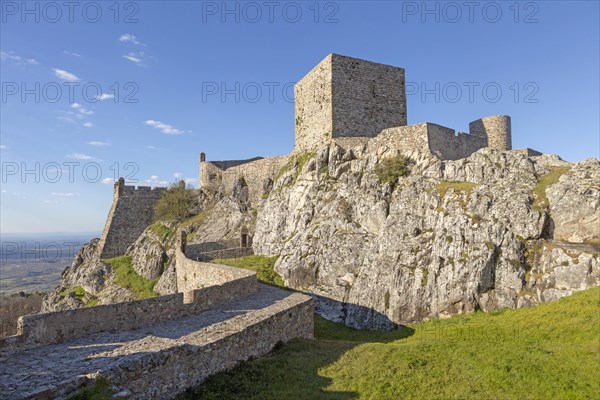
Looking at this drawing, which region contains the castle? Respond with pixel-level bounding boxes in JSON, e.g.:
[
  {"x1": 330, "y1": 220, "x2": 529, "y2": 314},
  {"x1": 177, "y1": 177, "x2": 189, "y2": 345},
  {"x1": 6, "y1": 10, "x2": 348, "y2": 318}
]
[
  {"x1": 199, "y1": 53, "x2": 540, "y2": 206},
  {"x1": 99, "y1": 53, "x2": 541, "y2": 259}
]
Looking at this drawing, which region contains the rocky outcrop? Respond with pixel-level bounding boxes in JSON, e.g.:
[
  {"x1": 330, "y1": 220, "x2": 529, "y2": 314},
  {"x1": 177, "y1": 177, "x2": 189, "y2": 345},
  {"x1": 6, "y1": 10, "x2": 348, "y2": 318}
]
[
  {"x1": 253, "y1": 145, "x2": 600, "y2": 329},
  {"x1": 42, "y1": 143, "x2": 599, "y2": 331}
]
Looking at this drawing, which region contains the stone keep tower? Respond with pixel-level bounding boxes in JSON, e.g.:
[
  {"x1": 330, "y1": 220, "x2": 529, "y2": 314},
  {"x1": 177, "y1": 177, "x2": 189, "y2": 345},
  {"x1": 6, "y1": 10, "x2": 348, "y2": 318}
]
[
  {"x1": 469, "y1": 115, "x2": 512, "y2": 151},
  {"x1": 294, "y1": 54, "x2": 407, "y2": 151}
]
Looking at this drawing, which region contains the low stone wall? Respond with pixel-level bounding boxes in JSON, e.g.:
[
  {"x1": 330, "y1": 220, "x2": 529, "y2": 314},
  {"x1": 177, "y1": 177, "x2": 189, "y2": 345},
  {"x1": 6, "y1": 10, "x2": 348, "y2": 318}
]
[
  {"x1": 0, "y1": 276, "x2": 257, "y2": 356},
  {"x1": 0, "y1": 248, "x2": 259, "y2": 356},
  {"x1": 101, "y1": 290, "x2": 313, "y2": 399},
  {"x1": 175, "y1": 247, "x2": 255, "y2": 298}
]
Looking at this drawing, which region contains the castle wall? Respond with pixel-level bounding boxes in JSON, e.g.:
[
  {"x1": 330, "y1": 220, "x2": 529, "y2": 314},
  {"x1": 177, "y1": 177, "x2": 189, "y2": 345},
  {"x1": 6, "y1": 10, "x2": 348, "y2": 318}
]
[
  {"x1": 295, "y1": 54, "x2": 407, "y2": 151},
  {"x1": 200, "y1": 155, "x2": 290, "y2": 206},
  {"x1": 366, "y1": 123, "x2": 488, "y2": 160},
  {"x1": 98, "y1": 179, "x2": 165, "y2": 259},
  {"x1": 331, "y1": 54, "x2": 407, "y2": 139},
  {"x1": 427, "y1": 125, "x2": 488, "y2": 160},
  {"x1": 469, "y1": 115, "x2": 512, "y2": 151},
  {"x1": 294, "y1": 55, "x2": 334, "y2": 151}
]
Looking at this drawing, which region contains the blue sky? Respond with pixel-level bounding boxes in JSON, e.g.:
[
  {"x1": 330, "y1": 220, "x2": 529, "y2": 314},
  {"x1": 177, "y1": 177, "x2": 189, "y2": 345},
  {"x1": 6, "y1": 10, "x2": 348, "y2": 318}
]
[{"x1": 0, "y1": 1, "x2": 598, "y2": 234}]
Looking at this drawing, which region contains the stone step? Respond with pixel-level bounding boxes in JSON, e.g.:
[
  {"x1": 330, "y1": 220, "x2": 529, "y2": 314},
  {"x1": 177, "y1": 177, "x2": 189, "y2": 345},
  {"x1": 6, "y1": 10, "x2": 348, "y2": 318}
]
[{"x1": 0, "y1": 284, "x2": 313, "y2": 400}]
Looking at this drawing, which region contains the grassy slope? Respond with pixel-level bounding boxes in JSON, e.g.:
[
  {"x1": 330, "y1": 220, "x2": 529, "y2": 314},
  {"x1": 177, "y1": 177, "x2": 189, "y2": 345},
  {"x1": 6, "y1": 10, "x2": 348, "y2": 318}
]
[
  {"x1": 104, "y1": 256, "x2": 159, "y2": 299},
  {"x1": 180, "y1": 286, "x2": 600, "y2": 400}
]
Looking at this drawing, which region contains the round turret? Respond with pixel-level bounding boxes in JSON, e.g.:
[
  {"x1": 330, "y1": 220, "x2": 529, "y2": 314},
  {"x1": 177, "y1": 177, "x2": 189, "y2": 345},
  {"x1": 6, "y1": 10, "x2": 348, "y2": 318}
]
[{"x1": 469, "y1": 115, "x2": 512, "y2": 151}]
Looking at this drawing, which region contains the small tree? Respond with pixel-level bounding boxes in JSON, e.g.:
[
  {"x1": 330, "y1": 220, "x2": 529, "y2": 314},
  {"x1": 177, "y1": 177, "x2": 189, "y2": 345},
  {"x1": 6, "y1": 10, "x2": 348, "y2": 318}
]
[
  {"x1": 153, "y1": 181, "x2": 196, "y2": 222},
  {"x1": 374, "y1": 154, "x2": 409, "y2": 188}
]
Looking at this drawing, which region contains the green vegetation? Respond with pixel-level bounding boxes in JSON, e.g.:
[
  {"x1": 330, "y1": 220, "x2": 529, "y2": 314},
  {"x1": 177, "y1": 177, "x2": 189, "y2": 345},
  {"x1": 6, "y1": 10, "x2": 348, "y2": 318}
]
[
  {"x1": 68, "y1": 377, "x2": 114, "y2": 400},
  {"x1": 210, "y1": 255, "x2": 284, "y2": 287},
  {"x1": 434, "y1": 181, "x2": 479, "y2": 198},
  {"x1": 105, "y1": 256, "x2": 159, "y2": 299},
  {"x1": 180, "y1": 286, "x2": 599, "y2": 400},
  {"x1": 532, "y1": 166, "x2": 571, "y2": 210},
  {"x1": 275, "y1": 151, "x2": 316, "y2": 183},
  {"x1": 59, "y1": 286, "x2": 85, "y2": 299},
  {"x1": 149, "y1": 222, "x2": 175, "y2": 241},
  {"x1": 84, "y1": 297, "x2": 99, "y2": 308},
  {"x1": 154, "y1": 182, "x2": 197, "y2": 222},
  {"x1": 374, "y1": 154, "x2": 409, "y2": 188}
]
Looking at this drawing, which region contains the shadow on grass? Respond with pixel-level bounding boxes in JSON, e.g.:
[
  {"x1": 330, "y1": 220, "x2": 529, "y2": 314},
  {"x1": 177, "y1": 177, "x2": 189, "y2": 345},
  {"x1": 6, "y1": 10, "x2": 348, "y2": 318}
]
[{"x1": 177, "y1": 314, "x2": 414, "y2": 400}]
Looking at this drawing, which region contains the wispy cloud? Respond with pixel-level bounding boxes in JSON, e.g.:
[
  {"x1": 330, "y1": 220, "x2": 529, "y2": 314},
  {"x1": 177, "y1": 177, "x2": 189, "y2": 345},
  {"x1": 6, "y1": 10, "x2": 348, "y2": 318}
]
[
  {"x1": 119, "y1": 34, "x2": 146, "y2": 46},
  {"x1": 51, "y1": 192, "x2": 79, "y2": 197},
  {"x1": 0, "y1": 50, "x2": 20, "y2": 61},
  {"x1": 66, "y1": 153, "x2": 94, "y2": 160},
  {"x1": 123, "y1": 52, "x2": 147, "y2": 65},
  {"x1": 53, "y1": 68, "x2": 79, "y2": 82},
  {"x1": 83, "y1": 122, "x2": 94, "y2": 128},
  {"x1": 43, "y1": 199, "x2": 59, "y2": 204},
  {"x1": 147, "y1": 145, "x2": 157, "y2": 150},
  {"x1": 101, "y1": 177, "x2": 115, "y2": 185},
  {"x1": 97, "y1": 93, "x2": 114, "y2": 101},
  {"x1": 145, "y1": 119, "x2": 185, "y2": 135},
  {"x1": 0, "y1": 145, "x2": 8, "y2": 150},
  {"x1": 174, "y1": 172, "x2": 183, "y2": 178},
  {"x1": 1, "y1": 50, "x2": 39, "y2": 65},
  {"x1": 71, "y1": 103, "x2": 93, "y2": 115},
  {"x1": 63, "y1": 51, "x2": 81, "y2": 57},
  {"x1": 88, "y1": 141, "x2": 110, "y2": 146},
  {"x1": 57, "y1": 115, "x2": 76, "y2": 124}
]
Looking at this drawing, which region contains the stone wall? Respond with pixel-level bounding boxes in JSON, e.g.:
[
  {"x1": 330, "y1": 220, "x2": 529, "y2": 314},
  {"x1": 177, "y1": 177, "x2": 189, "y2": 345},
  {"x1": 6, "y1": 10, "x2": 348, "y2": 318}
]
[
  {"x1": 0, "y1": 273, "x2": 258, "y2": 356},
  {"x1": 295, "y1": 53, "x2": 407, "y2": 151},
  {"x1": 331, "y1": 54, "x2": 407, "y2": 138},
  {"x1": 427, "y1": 124, "x2": 488, "y2": 160},
  {"x1": 98, "y1": 178, "x2": 165, "y2": 259},
  {"x1": 101, "y1": 294, "x2": 313, "y2": 399},
  {"x1": 469, "y1": 115, "x2": 512, "y2": 151},
  {"x1": 366, "y1": 122, "x2": 488, "y2": 160},
  {"x1": 200, "y1": 155, "x2": 290, "y2": 206},
  {"x1": 175, "y1": 246, "x2": 255, "y2": 302}
]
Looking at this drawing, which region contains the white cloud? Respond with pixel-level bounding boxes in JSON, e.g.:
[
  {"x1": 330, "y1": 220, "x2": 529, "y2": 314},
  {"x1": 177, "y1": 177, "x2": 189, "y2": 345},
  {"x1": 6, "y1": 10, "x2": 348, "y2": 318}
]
[
  {"x1": 88, "y1": 141, "x2": 110, "y2": 146},
  {"x1": 145, "y1": 119, "x2": 184, "y2": 135},
  {"x1": 53, "y1": 68, "x2": 79, "y2": 82},
  {"x1": 51, "y1": 192, "x2": 79, "y2": 197},
  {"x1": 147, "y1": 145, "x2": 157, "y2": 149},
  {"x1": 0, "y1": 145, "x2": 8, "y2": 150},
  {"x1": 119, "y1": 34, "x2": 146, "y2": 46},
  {"x1": 174, "y1": 172, "x2": 183, "y2": 178},
  {"x1": 101, "y1": 178, "x2": 115, "y2": 185},
  {"x1": 26, "y1": 59, "x2": 39, "y2": 65},
  {"x1": 142, "y1": 175, "x2": 169, "y2": 187},
  {"x1": 63, "y1": 51, "x2": 81, "y2": 57},
  {"x1": 1, "y1": 51, "x2": 21, "y2": 61},
  {"x1": 83, "y1": 122, "x2": 94, "y2": 128},
  {"x1": 184, "y1": 177, "x2": 199, "y2": 186},
  {"x1": 123, "y1": 52, "x2": 144, "y2": 64},
  {"x1": 66, "y1": 153, "x2": 94, "y2": 160},
  {"x1": 97, "y1": 93, "x2": 114, "y2": 101},
  {"x1": 71, "y1": 103, "x2": 93, "y2": 115}
]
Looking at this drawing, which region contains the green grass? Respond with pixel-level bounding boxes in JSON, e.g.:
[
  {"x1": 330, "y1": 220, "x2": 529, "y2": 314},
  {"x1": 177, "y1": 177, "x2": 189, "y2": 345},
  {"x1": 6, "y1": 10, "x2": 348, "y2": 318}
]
[
  {"x1": 533, "y1": 166, "x2": 571, "y2": 210},
  {"x1": 104, "y1": 256, "x2": 159, "y2": 299},
  {"x1": 149, "y1": 222, "x2": 175, "y2": 241},
  {"x1": 275, "y1": 151, "x2": 316, "y2": 183},
  {"x1": 180, "y1": 286, "x2": 600, "y2": 400},
  {"x1": 210, "y1": 255, "x2": 284, "y2": 287},
  {"x1": 434, "y1": 181, "x2": 479, "y2": 198}
]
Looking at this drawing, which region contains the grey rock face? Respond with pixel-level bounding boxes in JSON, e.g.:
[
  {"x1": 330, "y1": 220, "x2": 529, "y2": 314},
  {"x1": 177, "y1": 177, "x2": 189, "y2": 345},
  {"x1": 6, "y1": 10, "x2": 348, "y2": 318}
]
[{"x1": 253, "y1": 145, "x2": 600, "y2": 329}]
